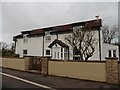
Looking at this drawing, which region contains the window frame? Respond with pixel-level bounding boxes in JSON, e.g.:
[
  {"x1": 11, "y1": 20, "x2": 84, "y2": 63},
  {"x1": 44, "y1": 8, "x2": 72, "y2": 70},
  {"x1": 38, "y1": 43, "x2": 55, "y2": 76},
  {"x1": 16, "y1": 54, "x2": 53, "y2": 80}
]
[
  {"x1": 108, "y1": 50, "x2": 112, "y2": 57},
  {"x1": 108, "y1": 49, "x2": 117, "y2": 57},
  {"x1": 64, "y1": 48, "x2": 68, "y2": 60},
  {"x1": 23, "y1": 34, "x2": 28, "y2": 43},
  {"x1": 46, "y1": 49, "x2": 51, "y2": 56},
  {"x1": 45, "y1": 35, "x2": 51, "y2": 42},
  {"x1": 113, "y1": 50, "x2": 116, "y2": 57},
  {"x1": 23, "y1": 49, "x2": 27, "y2": 55}
]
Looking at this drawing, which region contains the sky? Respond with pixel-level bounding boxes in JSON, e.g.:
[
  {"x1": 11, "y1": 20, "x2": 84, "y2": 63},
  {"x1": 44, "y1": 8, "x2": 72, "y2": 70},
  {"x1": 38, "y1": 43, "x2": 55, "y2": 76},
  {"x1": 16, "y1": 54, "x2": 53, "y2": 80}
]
[{"x1": 1, "y1": 1, "x2": 119, "y2": 44}]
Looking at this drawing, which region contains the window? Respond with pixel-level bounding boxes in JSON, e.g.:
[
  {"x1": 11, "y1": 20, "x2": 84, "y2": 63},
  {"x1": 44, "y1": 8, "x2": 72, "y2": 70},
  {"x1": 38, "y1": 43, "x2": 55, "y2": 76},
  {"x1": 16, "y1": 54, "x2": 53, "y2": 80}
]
[
  {"x1": 23, "y1": 50, "x2": 27, "y2": 55},
  {"x1": 108, "y1": 50, "x2": 111, "y2": 57},
  {"x1": 64, "y1": 48, "x2": 68, "y2": 60},
  {"x1": 46, "y1": 36, "x2": 51, "y2": 41},
  {"x1": 23, "y1": 35, "x2": 28, "y2": 43},
  {"x1": 113, "y1": 50, "x2": 116, "y2": 57},
  {"x1": 46, "y1": 50, "x2": 50, "y2": 55},
  {"x1": 73, "y1": 49, "x2": 80, "y2": 60},
  {"x1": 54, "y1": 52, "x2": 56, "y2": 58},
  {"x1": 57, "y1": 52, "x2": 59, "y2": 58},
  {"x1": 61, "y1": 48, "x2": 63, "y2": 59},
  {"x1": 108, "y1": 50, "x2": 117, "y2": 57}
]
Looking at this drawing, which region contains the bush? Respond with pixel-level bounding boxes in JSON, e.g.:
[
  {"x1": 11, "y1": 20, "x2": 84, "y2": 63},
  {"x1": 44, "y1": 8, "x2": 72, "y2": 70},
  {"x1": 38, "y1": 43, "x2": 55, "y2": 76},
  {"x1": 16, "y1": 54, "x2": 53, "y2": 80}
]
[{"x1": 1, "y1": 49, "x2": 20, "y2": 58}]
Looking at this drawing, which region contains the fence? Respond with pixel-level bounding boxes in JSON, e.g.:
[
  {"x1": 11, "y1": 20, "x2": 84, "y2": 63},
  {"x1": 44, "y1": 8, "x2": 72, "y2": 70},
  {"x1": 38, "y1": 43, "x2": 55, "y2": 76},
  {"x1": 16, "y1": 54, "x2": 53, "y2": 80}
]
[
  {"x1": 48, "y1": 57, "x2": 119, "y2": 84},
  {"x1": 2, "y1": 58, "x2": 26, "y2": 71},
  {"x1": 2, "y1": 57, "x2": 120, "y2": 84},
  {"x1": 48, "y1": 61, "x2": 106, "y2": 82}
]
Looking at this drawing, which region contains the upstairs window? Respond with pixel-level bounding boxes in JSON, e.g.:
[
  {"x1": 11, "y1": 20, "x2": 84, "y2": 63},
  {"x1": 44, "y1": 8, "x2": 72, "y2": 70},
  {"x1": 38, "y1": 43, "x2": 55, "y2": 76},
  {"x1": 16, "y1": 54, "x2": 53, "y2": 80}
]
[
  {"x1": 45, "y1": 31, "x2": 51, "y2": 42},
  {"x1": 46, "y1": 36, "x2": 51, "y2": 41},
  {"x1": 23, "y1": 34, "x2": 28, "y2": 43}
]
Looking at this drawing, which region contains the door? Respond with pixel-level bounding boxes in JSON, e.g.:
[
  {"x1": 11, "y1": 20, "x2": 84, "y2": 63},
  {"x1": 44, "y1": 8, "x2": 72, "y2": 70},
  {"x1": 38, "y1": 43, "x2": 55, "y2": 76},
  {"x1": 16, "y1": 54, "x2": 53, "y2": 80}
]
[{"x1": 52, "y1": 47, "x2": 60, "y2": 59}]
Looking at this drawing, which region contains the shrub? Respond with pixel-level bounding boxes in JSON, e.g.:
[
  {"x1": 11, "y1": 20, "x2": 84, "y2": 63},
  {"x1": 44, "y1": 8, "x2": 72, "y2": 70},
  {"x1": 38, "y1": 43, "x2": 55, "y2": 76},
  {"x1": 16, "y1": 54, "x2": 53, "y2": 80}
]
[{"x1": 1, "y1": 50, "x2": 19, "y2": 58}]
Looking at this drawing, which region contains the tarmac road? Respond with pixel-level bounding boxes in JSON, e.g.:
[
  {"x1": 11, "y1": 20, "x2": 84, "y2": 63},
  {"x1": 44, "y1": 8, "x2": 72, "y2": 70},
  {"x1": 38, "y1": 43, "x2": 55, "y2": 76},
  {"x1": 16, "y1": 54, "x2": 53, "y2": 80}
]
[{"x1": 1, "y1": 67, "x2": 119, "y2": 89}]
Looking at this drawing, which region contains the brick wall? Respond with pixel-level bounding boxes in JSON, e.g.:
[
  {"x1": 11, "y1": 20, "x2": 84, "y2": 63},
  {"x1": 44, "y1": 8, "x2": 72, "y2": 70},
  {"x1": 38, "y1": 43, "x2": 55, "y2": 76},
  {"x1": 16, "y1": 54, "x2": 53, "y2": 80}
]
[{"x1": 105, "y1": 57, "x2": 118, "y2": 84}]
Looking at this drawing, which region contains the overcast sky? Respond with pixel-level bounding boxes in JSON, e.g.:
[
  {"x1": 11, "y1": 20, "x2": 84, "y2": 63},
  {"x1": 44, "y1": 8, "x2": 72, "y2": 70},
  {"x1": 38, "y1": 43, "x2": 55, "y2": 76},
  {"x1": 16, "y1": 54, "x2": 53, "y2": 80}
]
[{"x1": 1, "y1": 2, "x2": 118, "y2": 44}]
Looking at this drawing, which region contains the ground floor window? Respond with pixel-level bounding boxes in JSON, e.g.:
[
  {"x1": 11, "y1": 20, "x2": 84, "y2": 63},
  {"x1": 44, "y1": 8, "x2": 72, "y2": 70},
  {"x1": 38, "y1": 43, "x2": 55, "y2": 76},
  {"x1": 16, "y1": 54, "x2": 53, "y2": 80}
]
[
  {"x1": 73, "y1": 49, "x2": 80, "y2": 60},
  {"x1": 61, "y1": 48, "x2": 63, "y2": 59},
  {"x1": 46, "y1": 49, "x2": 50, "y2": 55},
  {"x1": 51, "y1": 47, "x2": 69, "y2": 60},
  {"x1": 108, "y1": 50, "x2": 111, "y2": 57},
  {"x1": 64, "y1": 48, "x2": 68, "y2": 60},
  {"x1": 113, "y1": 50, "x2": 116, "y2": 57},
  {"x1": 23, "y1": 49, "x2": 27, "y2": 55},
  {"x1": 108, "y1": 50, "x2": 116, "y2": 57}
]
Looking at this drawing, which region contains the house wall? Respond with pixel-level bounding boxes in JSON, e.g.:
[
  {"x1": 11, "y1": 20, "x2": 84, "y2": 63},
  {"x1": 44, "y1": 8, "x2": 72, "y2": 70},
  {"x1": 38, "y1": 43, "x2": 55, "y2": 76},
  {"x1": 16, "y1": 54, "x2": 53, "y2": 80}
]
[
  {"x1": 101, "y1": 43, "x2": 119, "y2": 59},
  {"x1": 44, "y1": 33, "x2": 73, "y2": 60},
  {"x1": 16, "y1": 36, "x2": 43, "y2": 57},
  {"x1": 88, "y1": 30, "x2": 119, "y2": 60},
  {"x1": 15, "y1": 29, "x2": 119, "y2": 60},
  {"x1": 88, "y1": 30, "x2": 100, "y2": 60},
  {"x1": 89, "y1": 43, "x2": 119, "y2": 60},
  {"x1": 16, "y1": 33, "x2": 73, "y2": 59},
  {"x1": 57, "y1": 33, "x2": 73, "y2": 60},
  {"x1": 48, "y1": 61, "x2": 106, "y2": 82}
]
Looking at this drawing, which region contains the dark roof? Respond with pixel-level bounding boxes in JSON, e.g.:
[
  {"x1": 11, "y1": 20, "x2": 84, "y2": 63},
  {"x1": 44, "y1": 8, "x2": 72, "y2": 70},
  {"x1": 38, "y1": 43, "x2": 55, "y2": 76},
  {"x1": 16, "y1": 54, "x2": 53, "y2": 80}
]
[
  {"x1": 82, "y1": 19, "x2": 101, "y2": 30},
  {"x1": 30, "y1": 29, "x2": 44, "y2": 36},
  {"x1": 13, "y1": 29, "x2": 45, "y2": 39},
  {"x1": 48, "y1": 39, "x2": 69, "y2": 48},
  {"x1": 13, "y1": 19, "x2": 102, "y2": 40},
  {"x1": 13, "y1": 34, "x2": 23, "y2": 39}
]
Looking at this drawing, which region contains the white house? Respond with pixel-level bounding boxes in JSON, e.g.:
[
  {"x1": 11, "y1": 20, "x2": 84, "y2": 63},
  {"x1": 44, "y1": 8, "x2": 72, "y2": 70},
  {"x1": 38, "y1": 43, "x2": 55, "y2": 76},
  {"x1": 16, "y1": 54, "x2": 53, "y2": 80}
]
[{"x1": 13, "y1": 18, "x2": 119, "y2": 61}]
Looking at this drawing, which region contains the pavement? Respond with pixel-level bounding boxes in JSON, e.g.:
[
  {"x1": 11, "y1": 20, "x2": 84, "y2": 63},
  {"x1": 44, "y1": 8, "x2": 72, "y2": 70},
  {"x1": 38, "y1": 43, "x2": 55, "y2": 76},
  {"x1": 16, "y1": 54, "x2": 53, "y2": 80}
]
[{"x1": 1, "y1": 67, "x2": 119, "y2": 89}]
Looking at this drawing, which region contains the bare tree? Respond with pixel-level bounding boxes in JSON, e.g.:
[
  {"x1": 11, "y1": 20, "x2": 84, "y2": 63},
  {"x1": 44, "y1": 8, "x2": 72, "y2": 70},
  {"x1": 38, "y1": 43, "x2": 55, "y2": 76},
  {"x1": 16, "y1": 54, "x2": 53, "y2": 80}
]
[
  {"x1": 102, "y1": 25, "x2": 120, "y2": 61},
  {"x1": 102, "y1": 25, "x2": 118, "y2": 44},
  {"x1": 11, "y1": 43, "x2": 15, "y2": 52},
  {"x1": 65, "y1": 28, "x2": 97, "y2": 61},
  {"x1": 0, "y1": 42, "x2": 8, "y2": 50}
]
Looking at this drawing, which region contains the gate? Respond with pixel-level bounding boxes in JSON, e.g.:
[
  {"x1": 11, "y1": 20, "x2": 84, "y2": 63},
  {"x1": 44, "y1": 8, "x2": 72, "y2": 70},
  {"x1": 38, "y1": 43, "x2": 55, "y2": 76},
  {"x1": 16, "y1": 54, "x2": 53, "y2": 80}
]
[{"x1": 29, "y1": 56, "x2": 42, "y2": 72}]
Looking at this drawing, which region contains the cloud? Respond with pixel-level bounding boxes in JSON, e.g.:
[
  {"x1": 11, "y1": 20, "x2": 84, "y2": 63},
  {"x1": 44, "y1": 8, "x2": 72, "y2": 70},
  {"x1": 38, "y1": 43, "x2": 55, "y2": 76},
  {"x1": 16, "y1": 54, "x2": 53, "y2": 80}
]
[
  {"x1": 2, "y1": 2, "x2": 118, "y2": 44},
  {"x1": 0, "y1": 2, "x2": 2, "y2": 42}
]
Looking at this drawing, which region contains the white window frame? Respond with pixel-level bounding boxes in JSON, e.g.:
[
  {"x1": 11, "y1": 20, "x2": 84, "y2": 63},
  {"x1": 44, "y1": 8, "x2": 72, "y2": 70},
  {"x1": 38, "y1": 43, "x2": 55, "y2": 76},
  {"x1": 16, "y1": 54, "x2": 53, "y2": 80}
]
[
  {"x1": 64, "y1": 48, "x2": 68, "y2": 60},
  {"x1": 23, "y1": 49, "x2": 27, "y2": 56},
  {"x1": 45, "y1": 35, "x2": 51, "y2": 42},
  {"x1": 45, "y1": 49, "x2": 51, "y2": 56},
  {"x1": 108, "y1": 49, "x2": 117, "y2": 57},
  {"x1": 45, "y1": 31, "x2": 51, "y2": 42},
  {"x1": 23, "y1": 34, "x2": 28, "y2": 43}
]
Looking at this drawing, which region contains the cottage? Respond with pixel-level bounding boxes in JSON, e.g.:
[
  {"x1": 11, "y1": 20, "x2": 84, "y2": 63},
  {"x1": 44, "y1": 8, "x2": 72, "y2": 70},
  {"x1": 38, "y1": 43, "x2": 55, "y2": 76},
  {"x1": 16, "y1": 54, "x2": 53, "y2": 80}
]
[{"x1": 13, "y1": 18, "x2": 119, "y2": 60}]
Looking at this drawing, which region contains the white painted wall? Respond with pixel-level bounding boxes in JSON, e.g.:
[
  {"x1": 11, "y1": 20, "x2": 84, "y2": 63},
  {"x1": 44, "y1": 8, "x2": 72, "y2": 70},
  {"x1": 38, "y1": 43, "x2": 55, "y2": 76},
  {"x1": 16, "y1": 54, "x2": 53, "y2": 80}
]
[
  {"x1": 57, "y1": 33, "x2": 73, "y2": 60},
  {"x1": 43, "y1": 32, "x2": 73, "y2": 60},
  {"x1": 44, "y1": 34, "x2": 56, "y2": 56},
  {"x1": 15, "y1": 29, "x2": 119, "y2": 60},
  {"x1": 15, "y1": 36, "x2": 43, "y2": 57},
  {"x1": 89, "y1": 30, "x2": 119, "y2": 60}
]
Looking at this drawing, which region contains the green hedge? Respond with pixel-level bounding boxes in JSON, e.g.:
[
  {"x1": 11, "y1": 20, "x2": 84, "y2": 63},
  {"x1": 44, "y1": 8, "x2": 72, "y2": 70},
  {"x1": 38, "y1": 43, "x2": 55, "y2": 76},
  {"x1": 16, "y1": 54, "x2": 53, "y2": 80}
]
[{"x1": 1, "y1": 50, "x2": 19, "y2": 58}]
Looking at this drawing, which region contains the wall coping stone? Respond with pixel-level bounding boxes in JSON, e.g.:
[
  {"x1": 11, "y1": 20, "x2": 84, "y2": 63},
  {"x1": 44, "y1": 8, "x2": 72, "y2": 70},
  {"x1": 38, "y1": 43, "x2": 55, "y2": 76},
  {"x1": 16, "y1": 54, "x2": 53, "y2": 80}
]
[{"x1": 105, "y1": 57, "x2": 118, "y2": 60}]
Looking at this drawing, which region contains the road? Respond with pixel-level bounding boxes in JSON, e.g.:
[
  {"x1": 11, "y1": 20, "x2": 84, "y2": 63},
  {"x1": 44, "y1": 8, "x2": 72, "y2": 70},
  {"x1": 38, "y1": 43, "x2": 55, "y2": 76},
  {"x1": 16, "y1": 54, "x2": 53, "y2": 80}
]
[{"x1": 1, "y1": 67, "x2": 119, "y2": 89}]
